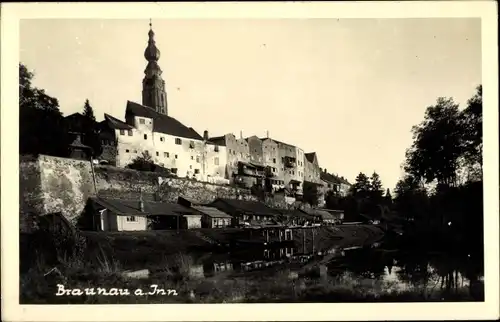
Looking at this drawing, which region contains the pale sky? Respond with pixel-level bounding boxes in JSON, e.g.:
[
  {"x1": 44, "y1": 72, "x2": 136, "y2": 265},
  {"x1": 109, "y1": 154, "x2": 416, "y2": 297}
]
[{"x1": 19, "y1": 18, "x2": 481, "y2": 190}]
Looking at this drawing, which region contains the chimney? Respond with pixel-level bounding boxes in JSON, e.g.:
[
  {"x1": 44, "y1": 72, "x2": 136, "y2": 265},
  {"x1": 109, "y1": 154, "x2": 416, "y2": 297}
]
[
  {"x1": 240, "y1": 130, "x2": 243, "y2": 139},
  {"x1": 203, "y1": 130, "x2": 209, "y2": 141},
  {"x1": 266, "y1": 130, "x2": 269, "y2": 138},
  {"x1": 324, "y1": 168, "x2": 327, "y2": 173}
]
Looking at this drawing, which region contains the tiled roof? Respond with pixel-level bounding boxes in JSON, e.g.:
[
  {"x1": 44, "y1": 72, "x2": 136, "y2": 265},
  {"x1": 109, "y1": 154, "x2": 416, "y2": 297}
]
[
  {"x1": 192, "y1": 206, "x2": 233, "y2": 218},
  {"x1": 320, "y1": 171, "x2": 341, "y2": 184},
  {"x1": 103, "y1": 113, "x2": 134, "y2": 130},
  {"x1": 211, "y1": 198, "x2": 281, "y2": 216},
  {"x1": 90, "y1": 197, "x2": 196, "y2": 216},
  {"x1": 125, "y1": 101, "x2": 203, "y2": 141}
]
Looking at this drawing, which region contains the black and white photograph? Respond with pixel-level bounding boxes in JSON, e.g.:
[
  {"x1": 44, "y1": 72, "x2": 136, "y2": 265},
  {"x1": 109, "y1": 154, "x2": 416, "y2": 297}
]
[{"x1": 1, "y1": 2, "x2": 498, "y2": 321}]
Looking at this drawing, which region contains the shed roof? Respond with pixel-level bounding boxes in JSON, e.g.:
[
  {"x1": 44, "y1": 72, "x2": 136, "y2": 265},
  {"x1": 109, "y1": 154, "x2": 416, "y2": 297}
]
[
  {"x1": 90, "y1": 197, "x2": 197, "y2": 217},
  {"x1": 277, "y1": 208, "x2": 312, "y2": 218},
  {"x1": 211, "y1": 198, "x2": 280, "y2": 216},
  {"x1": 192, "y1": 206, "x2": 233, "y2": 218},
  {"x1": 125, "y1": 101, "x2": 203, "y2": 140}
]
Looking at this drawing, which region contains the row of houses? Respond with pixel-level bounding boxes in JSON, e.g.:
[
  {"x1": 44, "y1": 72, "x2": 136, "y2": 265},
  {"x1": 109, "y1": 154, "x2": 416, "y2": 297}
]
[
  {"x1": 85, "y1": 196, "x2": 344, "y2": 232},
  {"x1": 64, "y1": 22, "x2": 351, "y2": 204}
]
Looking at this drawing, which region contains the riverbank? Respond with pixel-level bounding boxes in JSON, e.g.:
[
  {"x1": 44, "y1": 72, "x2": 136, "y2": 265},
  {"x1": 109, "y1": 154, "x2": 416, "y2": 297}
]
[{"x1": 21, "y1": 253, "x2": 483, "y2": 304}]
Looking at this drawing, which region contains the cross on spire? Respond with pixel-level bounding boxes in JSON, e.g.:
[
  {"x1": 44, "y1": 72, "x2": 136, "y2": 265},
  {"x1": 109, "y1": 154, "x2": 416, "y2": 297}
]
[{"x1": 149, "y1": 18, "x2": 152, "y2": 29}]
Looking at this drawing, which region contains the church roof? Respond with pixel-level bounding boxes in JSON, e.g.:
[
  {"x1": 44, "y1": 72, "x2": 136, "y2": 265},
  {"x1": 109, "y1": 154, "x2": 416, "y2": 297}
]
[{"x1": 125, "y1": 101, "x2": 203, "y2": 141}]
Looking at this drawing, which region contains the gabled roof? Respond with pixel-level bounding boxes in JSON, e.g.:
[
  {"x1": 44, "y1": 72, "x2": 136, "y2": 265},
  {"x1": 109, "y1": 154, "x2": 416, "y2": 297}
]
[
  {"x1": 192, "y1": 206, "x2": 233, "y2": 218},
  {"x1": 207, "y1": 135, "x2": 227, "y2": 146},
  {"x1": 305, "y1": 152, "x2": 317, "y2": 164},
  {"x1": 210, "y1": 198, "x2": 281, "y2": 216},
  {"x1": 90, "y1": 197, "x2": 196, "y2": 216},
  {"x1": 65, "y1": 112, "x2": 84, "y2": 119},
  {"x1": 103, "y1": 113, "x2": 134, "y2": 130},
  {"x1": 258, "y1": 137, "x2": 295, "y2": 148},
  {"x1": 125, "y1": 101, "x2": 203, "y2": 141}
]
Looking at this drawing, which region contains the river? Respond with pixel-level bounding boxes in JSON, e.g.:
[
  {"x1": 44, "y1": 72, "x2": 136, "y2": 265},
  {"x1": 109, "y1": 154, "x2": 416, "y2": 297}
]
[{"x1": 146, "y1": 237, "x2": 484, "y2": 302}]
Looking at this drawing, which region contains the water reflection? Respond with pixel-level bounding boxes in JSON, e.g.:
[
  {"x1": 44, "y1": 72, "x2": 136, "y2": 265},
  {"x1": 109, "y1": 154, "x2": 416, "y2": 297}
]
[{"x1": 180, "y1": 240, "x2": 484, "y2": 301}]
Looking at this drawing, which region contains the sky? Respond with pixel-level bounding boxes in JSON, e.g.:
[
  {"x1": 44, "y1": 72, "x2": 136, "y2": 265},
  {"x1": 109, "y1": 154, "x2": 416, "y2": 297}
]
[{"x1": 19, "y1": 18, "x2": 481, "y2": 191}]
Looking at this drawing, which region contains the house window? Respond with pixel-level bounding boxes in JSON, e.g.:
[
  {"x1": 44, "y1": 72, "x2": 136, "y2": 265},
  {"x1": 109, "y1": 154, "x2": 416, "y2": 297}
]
[
  {"x1": 273, "y1": 158, "x2": 276, "y2": 163},
  {"x1": 190, "y1": 165, "x2": 192, "y2": 169},
  {"x1": 134, "y1": 150, "x2": 137, "y2": 153},
  {"x1": 126, "y1": 216, "x2": 137, "y2": 222},
  {"x1": 214, "y1": 157, "x2": 219, "y2": 165},
  {"x1": 191, "y1": 156, "x2": 194, "y2": 160},
  {"x1": 171, "y1": 168, "x2": 178, "y2": 174},
  {"x1": 175, "y1": 138, "x2": 182, "y2": 145},
  {"x1": 156, "y1": 151, "x2": 159, "y2": 156},
  {"x1": 194, "y1": 169, "x2": 200, "y2": 174},
  {"x1": 189, "y1": 141, "x2": 195, "y2": 149},
  {"x1": 119, "y1": 129, "x2": 125, "y2": 135},
  {"x1": 125, "y1": 149, "x2": 130, "y2": 153},
  {"x1": 160, "y1": 137, "x2": 164, "y2": 142},
  {"x1": 196, "y1": 156, "x2": 200, "y2": 163},
  {"x1": 175, "y1": 154, "x2": 178, "y2": 159},
  {"x1": 144, "y1": 134, "x2": 148, "y2": 140},
  {"x1": 127, "y1": 130, "x2": 133, "y2": 136},
  {"x1": 139, "y1": 118, "x2": 145, "y2": 124},
  {"x1": 214, "y1": 145, "x2": 219, "y2": 152},
  {"x1": 164, "y1": 152, "x2": 169, "y2": 158}
]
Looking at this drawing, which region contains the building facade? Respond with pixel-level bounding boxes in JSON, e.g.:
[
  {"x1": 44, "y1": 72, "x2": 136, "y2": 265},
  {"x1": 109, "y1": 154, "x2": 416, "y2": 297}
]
[{"x1": 304, "y1": 152, "x2": 321, "y2": 184}]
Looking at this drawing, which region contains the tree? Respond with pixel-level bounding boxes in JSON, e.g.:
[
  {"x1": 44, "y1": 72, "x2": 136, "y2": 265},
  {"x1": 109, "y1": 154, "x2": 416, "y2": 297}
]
[
  {"x1": 302, "y1": 181, "x2": 319, "y2": 206},
  {"x1": 19, "y1": 63, "x2": 71, "y2": 157},
  {"x1": 393, "y1": 175, "x2": 430, "y2": 223},
  {"x1": 460, "y1": 85, "x2": 483, "y2": 180},
  {"x1": 81, "y1": 99, "x2": 103, "y2": 158},
  {"x1": 126, "y1": 151, "x2": 171, "y2": 175},
  {"x1": 370, "y1": 172, "x2": 384, "y2": 201},
  {"x1": 404, "y1": 97, "x2": 466, "y2": 187},
  {"x1": 384, "y1": 188, "x2": 393, "y2": 206},
  {"x1": 351, "y1": 172, "x2": 372, "y2": 198}
]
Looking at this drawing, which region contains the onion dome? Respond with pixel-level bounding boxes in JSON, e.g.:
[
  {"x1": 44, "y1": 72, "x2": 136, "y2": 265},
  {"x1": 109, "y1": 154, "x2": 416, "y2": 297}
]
[{"x1": 144, "y1": 20, "x2": 161, "y2": 62}]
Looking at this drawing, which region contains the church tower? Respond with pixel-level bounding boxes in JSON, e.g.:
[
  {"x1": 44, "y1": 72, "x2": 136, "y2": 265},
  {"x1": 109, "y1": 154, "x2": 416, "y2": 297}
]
[{"x1": 142, "y1": 20, "x2": 168, "y2": 115}]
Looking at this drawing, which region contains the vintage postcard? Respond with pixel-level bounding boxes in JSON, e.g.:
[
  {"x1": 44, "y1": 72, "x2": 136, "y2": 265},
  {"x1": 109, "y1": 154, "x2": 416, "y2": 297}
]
[{"x1": 1, "y1": 1, "x2": 498, "y2": 321}]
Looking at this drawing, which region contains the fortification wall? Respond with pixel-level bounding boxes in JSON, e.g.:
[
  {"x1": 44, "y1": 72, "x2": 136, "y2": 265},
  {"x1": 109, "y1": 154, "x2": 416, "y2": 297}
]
[{"x1": 19, "y1": 155, "x2": 256, "y2": 224}]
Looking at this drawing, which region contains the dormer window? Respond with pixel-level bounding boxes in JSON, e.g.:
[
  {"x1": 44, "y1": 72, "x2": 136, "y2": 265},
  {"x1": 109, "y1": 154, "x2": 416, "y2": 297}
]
[
  {"x1": 175, "y1": 138, "x2": 182, "y2": 145},
  {"x1": 119, "y1": 129, "x2": 125, "y2": 135},
  {"x1": 189, "y1": 141, "x2": 195, "y2": 149},
  {"x1": 127, "y1": 130, "x2": 133, "y2": 136}
]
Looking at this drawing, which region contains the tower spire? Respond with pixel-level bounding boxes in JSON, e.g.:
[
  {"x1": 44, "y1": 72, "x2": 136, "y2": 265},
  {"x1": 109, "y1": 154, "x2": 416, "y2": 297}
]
[{"x1": 142, "y1": 19, "x2": 168, "y2": 115}]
